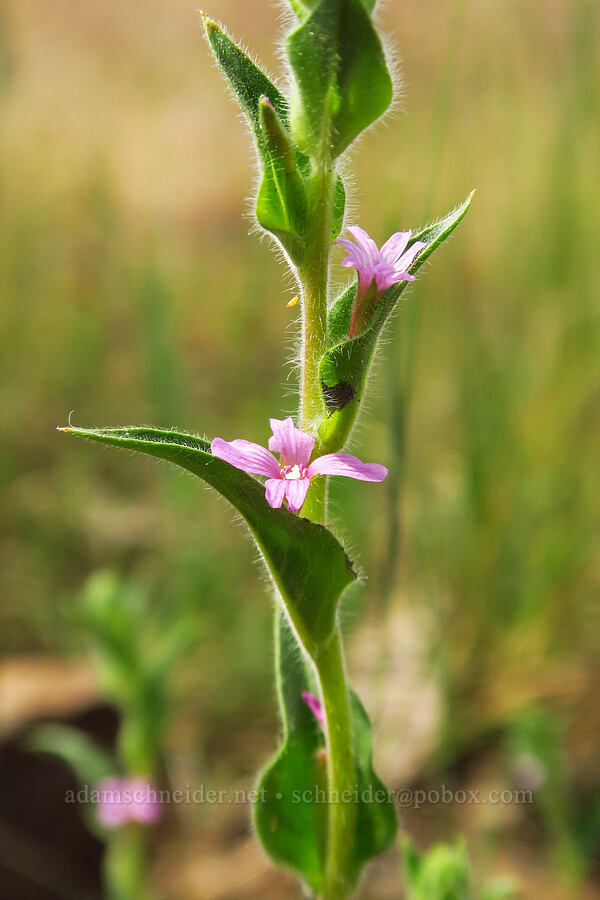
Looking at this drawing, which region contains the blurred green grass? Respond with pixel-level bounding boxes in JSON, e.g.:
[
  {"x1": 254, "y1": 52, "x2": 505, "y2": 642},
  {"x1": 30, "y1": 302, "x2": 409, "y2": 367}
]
[{"x1": 1, "y1": 0, "x2": 599, "y2": 895}]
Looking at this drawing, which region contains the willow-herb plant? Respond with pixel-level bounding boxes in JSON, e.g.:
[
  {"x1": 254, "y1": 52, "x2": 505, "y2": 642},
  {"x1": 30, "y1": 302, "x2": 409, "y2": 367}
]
[
  {"x1": 59, "y1": 3, "x2": 472, "y2": 897},
  {"x1": 30, "y1": 572, "x2": 193, "y2": 900}
]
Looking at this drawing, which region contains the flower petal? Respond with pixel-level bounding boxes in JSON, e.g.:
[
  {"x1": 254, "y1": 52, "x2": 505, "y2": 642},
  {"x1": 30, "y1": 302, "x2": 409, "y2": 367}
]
[
  {"x1": 373, "y1": 260, "x2": 399, "y2": 293},
  {"x1": 396, "y1": 239, "x2": 426, "y2": 272},
  {"x1": 381, "y1": 270, "x2": 416, "y2": 290},
  {"x1": 96, "y1": 777, "x2": 128, "y2": 828},
  {"x1": 301, "y1": 691, "x2": 325, "y2": 728},
  {"x1": 211, "y1": 437, "x2": 281, "y2": 478},
  {"x1": 97, "y1": 802, "x2": 127, "y2": 828},
  {"x1": 380, "y1": 230, "x2": 411, "y2": 263},
  {"x1": 346, "y1": 225, "x2": 380, "y2": 266},
  {"x1": 284, "y1": 477, "x2": 311, "y2": 512},
  {"x1": 308, "y1": 452, "x2": 388, "y2": 482},
  {"x1": 268, "y1": 417, "x2": 314, "y2": 467},
  {"x1": 265, "y1": 477, "x2": 286, "y2": 508},
  {"x1": 128, "y1": 778, "x2": 161, "y2": 824}
]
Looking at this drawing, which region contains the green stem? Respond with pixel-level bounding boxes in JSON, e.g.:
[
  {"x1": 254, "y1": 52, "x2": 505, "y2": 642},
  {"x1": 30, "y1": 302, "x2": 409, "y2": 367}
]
[
  {"x1": 314, "y1": 630, "x2": 355, "y2": 899},
  {"x1": 300, "y1": 444, "x2": 354, "y2": 899},
  {"x1": 298, "y1": 164, "x2": 334, "y2": 433},
  {"x1": 105, "y1": 826, "x2": 152, "y2": 900},
  {"x1": 295, "y1": 133, "x2": 353, "y2": 900},
  {"x1": 301, "y1": 473, "x2": 327, "y2": 524}
]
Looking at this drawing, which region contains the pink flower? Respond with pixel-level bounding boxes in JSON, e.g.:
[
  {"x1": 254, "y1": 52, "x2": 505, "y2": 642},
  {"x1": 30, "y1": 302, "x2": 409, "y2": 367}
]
[
  {"x1": 335, "y1": 226, "x2": 426, "y2": 337},
  {"x1": 302, "y1": 691, "x2": 325, "y2": 730},
  {"x1": 211, "y1": 417, "x2": 387, "y2": 513},
  {"x1": 96, "y1": 776, "x2": 161, "y2": 828}
]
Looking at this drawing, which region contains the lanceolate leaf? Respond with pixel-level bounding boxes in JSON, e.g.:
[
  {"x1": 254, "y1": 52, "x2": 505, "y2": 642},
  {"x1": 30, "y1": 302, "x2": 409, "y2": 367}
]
[
  {"x1": 202, "y1": 15, "x2": 288, "y2": 142},
  {"x1": 319, "y1": 192, "x2": 474, "y2": 450},
  {"x1": 286, "y1": 0, "x2": 392, "y2": 158},
  {"x1": 29, "y1": 724, "x2": 116, "y2": 787},
  {"x1": 255, "y1": 612, "x2": 325, "y2": 892},
  {"x1": 203, "y1": 16, "x2": 308, "y2": 258},
  {"x1": 202, "y1": 15, "x2": 347, "y2": 259},
  {"x1": 29, "y1": 724, "x2": 118, "y2": 836},
  {"x1": 60, "y1": 426, "x2": 355, "y2": 649},
  {"x1": 255, "y1": 613, "x2": 397, "y2": 893},
  {"x1": 256, "y1": 97, "x2": 308, "y2": 253},
  {"x1": 349, "y1": 689, "x2": 398, "y2": 883}
]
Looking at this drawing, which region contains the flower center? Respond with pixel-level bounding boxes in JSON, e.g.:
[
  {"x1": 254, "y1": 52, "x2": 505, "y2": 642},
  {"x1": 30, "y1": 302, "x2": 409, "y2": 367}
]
[{"x1": 282, "y1": 464, "x2": 308, "y2": 480}]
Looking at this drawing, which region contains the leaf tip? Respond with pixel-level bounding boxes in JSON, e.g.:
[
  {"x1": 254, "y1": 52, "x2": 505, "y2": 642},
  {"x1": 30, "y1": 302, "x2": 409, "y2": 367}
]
[
  {"x1": 199, "y1": 12, "x2": 217, "y2": 34},
  {"x1": 58, "y1": 410, "x2": 77, "y2": 432}
]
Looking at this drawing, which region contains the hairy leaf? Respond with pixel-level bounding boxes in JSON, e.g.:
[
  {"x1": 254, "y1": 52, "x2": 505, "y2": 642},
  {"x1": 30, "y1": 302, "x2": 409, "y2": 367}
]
[
  {"x1": 286, "y1": 0, "x2": 392, "y2": 158},
  {"x1": 202, "y1": 15, "x2": 288, "y2": 142},
  {"x1": 254, "y1": 612, "x2": 325, "y2": 891},
  {"x1": 202, "y1": 16, "x2": 307, "y2": 259},
  {"x1": 203, "y1": 15, "x2": 347, "y2": 257},
  {"x1": 255, "y1": 613, "x2": 397, "y2": 893},
  {"x1": 60, "y1": 426, "x2": 355, "y2": 649},
  {"x1": 256, "y1": 96, "x2": 308, "y2": 253},
  {"x1": 319, "y1": 192, "x2": 474, "y2": 450}
]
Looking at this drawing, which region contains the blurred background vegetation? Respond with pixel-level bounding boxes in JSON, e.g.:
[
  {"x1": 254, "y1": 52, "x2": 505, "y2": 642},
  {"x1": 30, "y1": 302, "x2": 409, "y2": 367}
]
[{"x1": 0, "y1": 0, "x2": 599, "y2": 896}]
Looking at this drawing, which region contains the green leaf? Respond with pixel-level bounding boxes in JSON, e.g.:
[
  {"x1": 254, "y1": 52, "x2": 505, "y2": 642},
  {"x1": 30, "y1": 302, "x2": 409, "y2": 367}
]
[
  {"x1": 319, "y1": 192, "x2": 474, "y2": 450},
  {"x1": 286, "y1": 0, "x2": 393, "y2": 157},
  {"x1": 288, "y1": 0, "x2": 377, "y2": 15},
  {"x1": 60, "y1": 426, "x2": 356, "y2": 650},
  {"x1": 81, "y1": 571, "x2": 141, "y2": 687},
  {"x1": 254, "y1": 612, "x2": 325, "y2": 892},
  {"x1": 28, "y1": 724, "x2": 118, "y2": 836},
  {"x1": 202, "y1": 15, "x2": 308, "y2": 261},
  {"x1": 481, "y1": 878, "x2": 518, "y2": 900},
  {"x1": 255, "y1": 96, "x2": 308, "y2": 254},
  {"x1": 28, "y1": 724, "x2": 116, "y2": 786},
  {"x1": 79, "y1": 571, "x2": 174, "y2": 774},
  {"x1": 402, "y1": 837, "x2": 423, "y2": 886},
  {"x1": 202, "y1": 15, "x2": 289, "y2": 142},
  {"x1": 402, "y1": 839, "x2": 471, "y2": 900},
  {"x1": 254, "y1": 613, "x2": 397, "y2": 893},
  {"x1": 348, "y1": 688, "x2": 398, "y2": 883},
  {"x1": 286, "y1": 0, "x2": 313, "y2": 19},
  {"x1": 202, "y1": 16, "x2": 347, "y2": 256}
]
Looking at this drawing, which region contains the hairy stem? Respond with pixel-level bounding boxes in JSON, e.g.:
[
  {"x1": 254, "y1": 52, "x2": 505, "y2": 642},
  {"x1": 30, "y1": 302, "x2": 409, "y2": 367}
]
[
  {"x1": 295, "y1": 133, "x2": 354, "y2": 899},
  {"x1": 301, "y1": 469, "x2": 355, "y2": 899},
  {"x1": 314, "y1": 629, "x2": 355, "y2": 899},
  {"x1": 300, "y1": 474, "x2": 327, "y2": 524},
  {"x1": 298, "y1": 164, "x2": 334, "y2": 433}
]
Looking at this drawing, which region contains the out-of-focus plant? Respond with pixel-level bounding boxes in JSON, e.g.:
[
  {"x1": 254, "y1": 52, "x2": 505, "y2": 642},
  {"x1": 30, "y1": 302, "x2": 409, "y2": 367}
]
[
  {"x1": 58, "y1": 2, "x2": 471, "y2": 897},
  {"x1": 508, "y1": 708, "x2": 600, "y2": 888},
  {"x1": 30, "y1": 571, "x2": 194, "y2": 900},
  {"x1": 402, "y1": 838, "x2": 517, "y2": 900}
]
